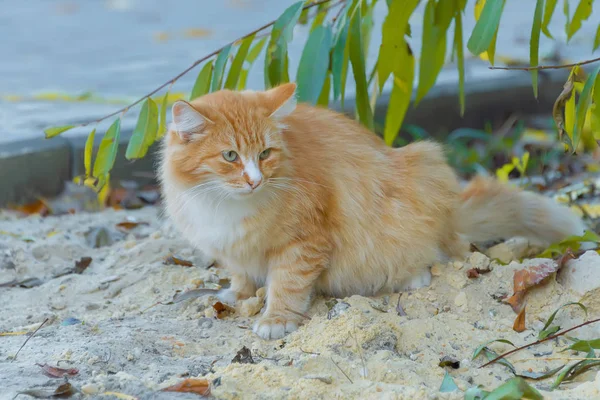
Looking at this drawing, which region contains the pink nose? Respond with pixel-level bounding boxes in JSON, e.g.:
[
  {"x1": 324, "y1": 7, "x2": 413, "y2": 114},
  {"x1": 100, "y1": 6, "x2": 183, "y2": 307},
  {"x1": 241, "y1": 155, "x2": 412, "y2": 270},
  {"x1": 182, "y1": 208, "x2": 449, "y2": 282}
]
[{"x1": 248, "y1": 178, "x2": 262, "y2": 189}]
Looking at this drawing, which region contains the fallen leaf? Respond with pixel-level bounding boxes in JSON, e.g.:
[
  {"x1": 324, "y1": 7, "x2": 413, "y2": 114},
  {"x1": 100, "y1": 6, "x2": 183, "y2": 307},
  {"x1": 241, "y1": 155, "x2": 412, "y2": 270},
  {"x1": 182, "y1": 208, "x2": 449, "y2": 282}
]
[
  {"x1": 0, "y1": 277, "x2": 45, "y2": 288},
  {"x1": 12, "y1": 199, "x2": 50, "y2": 217},
  {"x1": 163, "y1": 255, "x2": 193, "y2": 267},
  {"x1": 36, "y1": 363, "x2": 79, "y2": 378},
  {"x1": 18, "y1": 382, "x2": 74, "y2": 398},
  {"x1": 439, "y1": 356, "x2": 460, "y2": 369},
  {"x1": 162, "y1": 378, "x2": 211, "y2": 395},
  {"x1": 231, "y1": 346, "x2": 254, "y2": 364},
  {"x1": 467, "y1": 268, "x2": 480, "y2": 278},
  {"x1": 212, "y1": 301, "x2": 233, "y2": 319},
  {"x1": 513, "y1": 306, "x2": 527, "y2": 332},
  {"x1": 505, "y1": 260, "x2": 560, "y2": 312},
  {"x1": 439, "y1": 371, "x2": 459, "y2": 392},
  {"x1": 115, "y1": 221, "x2": 148, "y2": 231},
  {"x1": 74, "y1": 257, "x2": 92, "y2": 274}
]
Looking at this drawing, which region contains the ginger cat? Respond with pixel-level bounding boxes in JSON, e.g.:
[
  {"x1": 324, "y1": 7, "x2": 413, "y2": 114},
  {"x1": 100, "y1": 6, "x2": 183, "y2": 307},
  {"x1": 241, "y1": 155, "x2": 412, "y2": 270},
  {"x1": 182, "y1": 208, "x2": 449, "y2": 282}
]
[{"x1": 159, "y1": 82, "x2": 586, "y2": 339}]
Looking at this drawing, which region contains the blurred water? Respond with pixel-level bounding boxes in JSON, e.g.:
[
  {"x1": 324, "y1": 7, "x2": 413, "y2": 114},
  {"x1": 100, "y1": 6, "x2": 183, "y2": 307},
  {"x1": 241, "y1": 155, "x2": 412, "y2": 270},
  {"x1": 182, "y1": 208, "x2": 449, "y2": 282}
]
[{"x1": 0, "y1": 0, "x2": 598, "y2": 143}]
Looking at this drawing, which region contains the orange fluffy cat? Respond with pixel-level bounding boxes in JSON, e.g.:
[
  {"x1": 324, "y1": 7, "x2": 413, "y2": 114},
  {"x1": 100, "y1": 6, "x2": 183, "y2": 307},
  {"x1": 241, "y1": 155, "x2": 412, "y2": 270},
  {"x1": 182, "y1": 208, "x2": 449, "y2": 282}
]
[{"x1": 160, "y1": 82, "x2": 585, "y2": 340}]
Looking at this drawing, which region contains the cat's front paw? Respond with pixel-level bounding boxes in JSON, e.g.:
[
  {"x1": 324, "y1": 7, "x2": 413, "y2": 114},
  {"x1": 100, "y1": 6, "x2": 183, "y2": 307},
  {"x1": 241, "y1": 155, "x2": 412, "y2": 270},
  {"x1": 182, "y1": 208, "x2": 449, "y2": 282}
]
[{"x1": 253, "y1": 315, "x2": 300, "y2": 340}]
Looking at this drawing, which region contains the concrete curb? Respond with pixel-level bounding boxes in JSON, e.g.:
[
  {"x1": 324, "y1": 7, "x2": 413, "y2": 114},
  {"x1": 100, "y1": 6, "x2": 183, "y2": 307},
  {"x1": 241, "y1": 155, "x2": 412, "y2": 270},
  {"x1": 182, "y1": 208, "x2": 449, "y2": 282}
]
[{"x1": 0, "y1": 65, "x2": 572, "y2": 207}]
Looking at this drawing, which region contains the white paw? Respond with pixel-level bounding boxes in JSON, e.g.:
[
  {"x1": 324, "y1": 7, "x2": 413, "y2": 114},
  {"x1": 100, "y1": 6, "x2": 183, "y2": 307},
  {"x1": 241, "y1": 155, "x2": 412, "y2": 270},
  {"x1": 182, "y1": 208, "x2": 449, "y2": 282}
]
[
  {"x1": 400, "y1": 268, "x2": 432, "y2": 291},
  {"x1": 253, "y1": 316, "x2": 299, "y2": 340},
  {"x1": 217, "y1": 289, "x2": 238, "y2": 305}
]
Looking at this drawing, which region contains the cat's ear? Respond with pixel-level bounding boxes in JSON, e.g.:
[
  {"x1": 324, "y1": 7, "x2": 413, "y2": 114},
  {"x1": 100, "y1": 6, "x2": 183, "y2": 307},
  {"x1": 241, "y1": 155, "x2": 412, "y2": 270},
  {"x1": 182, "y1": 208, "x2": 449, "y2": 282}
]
[
  {"x1": 171, "y1": 100, "x2": 208, "y2": 141},
  {"x1": 267, "y1": 82, "x2": 297, "y2": 120}
]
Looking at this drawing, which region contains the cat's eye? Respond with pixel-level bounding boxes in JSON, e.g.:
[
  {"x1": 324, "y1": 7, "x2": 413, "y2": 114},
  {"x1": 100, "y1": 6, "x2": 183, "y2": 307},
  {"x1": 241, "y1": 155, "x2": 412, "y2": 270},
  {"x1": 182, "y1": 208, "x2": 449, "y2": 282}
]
[
  {"x1": 259, "y1": 148, "x2": 272, "y2": 160},
  {"x1": 222, "y1": 150, "x2": 238, "y2": 162}
]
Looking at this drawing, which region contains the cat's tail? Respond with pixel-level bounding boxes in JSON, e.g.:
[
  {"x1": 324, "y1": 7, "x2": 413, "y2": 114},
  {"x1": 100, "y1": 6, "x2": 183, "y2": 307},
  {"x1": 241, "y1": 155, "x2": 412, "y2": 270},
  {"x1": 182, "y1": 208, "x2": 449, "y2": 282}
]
[{"x1": 458, "y1": 176, "x2": 587, "y2": 245}]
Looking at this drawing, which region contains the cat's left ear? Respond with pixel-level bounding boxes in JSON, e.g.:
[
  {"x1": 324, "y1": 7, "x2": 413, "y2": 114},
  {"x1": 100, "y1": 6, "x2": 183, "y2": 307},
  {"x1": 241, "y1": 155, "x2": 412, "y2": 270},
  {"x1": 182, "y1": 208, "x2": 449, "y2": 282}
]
[
  {"x1": 171, "y1": 100, "x2": 209, "y2": 141},
  {"x1": 267, "y1": 82, "x2": 297, "y2": 120}
]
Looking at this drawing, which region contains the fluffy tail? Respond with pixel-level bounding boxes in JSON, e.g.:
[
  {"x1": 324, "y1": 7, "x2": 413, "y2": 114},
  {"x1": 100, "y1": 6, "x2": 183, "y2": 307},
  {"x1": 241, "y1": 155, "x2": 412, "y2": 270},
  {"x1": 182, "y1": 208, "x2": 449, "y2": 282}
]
[{"x1": 458, "y1": 176, "x2": 587, "y2": 245}]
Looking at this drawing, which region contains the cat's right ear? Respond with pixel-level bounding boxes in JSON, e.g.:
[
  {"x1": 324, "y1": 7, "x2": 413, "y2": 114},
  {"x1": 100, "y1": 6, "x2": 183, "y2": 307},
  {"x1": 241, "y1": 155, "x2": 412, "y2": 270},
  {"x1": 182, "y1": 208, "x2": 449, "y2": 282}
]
[{"x1": 171, "y1": 100, "x2": 208, "y2": 141}]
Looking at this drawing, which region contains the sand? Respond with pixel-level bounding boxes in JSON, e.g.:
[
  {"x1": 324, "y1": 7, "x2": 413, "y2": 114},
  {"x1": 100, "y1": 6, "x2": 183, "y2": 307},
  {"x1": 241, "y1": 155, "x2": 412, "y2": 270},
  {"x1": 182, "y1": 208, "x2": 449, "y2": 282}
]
[{"x1": 1, "y1": 206, "x2": 600, "y2": 399}]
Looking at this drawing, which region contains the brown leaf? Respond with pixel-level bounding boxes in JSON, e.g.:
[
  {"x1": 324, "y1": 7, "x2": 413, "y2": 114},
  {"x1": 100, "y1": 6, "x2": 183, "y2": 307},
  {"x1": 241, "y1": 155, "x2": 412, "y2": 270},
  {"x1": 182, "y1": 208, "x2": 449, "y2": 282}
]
[
  {"x1": 162, "y1": 378, "x2": 211, "y2": 396},
  {"x1": 115, "y1": 221, "x2": 148, "y2": 231},
  {"x1": 74, "y1": 257, "x2": 92, "y2": 274},
  {"x1": 506, "y1": 260, "x2": 560, "y2": 312},
  {"x1": 18, "y1": 382, "x2": 74, "y2": 398},
  {"x1": 12, "y1": 199, "x2": 50, "y2": 217},
  {"x1": 513, "y1": 306, "x2": 527, "y2": 332},
  {"x1": 467, "y1": 269, "x2": 480, "y2": 278},
  {"x1": 231, "y1": 346, "x2": 255, "y2": 364},
  {"x1": 212, "y1": 301, "x2": 233, "y2": 319},
  {"x1": 552, "y1": 76, "x2": 574, "y2": 149},
  {"x1": 557, "y1": 248, "x2": 576, "y2": 268},
  {"x1": 163, "y1": 255, "x2": 193, "y2": 267},
  {"x1": 36, "y1": 363, "x2": 79, "y2": 378}
]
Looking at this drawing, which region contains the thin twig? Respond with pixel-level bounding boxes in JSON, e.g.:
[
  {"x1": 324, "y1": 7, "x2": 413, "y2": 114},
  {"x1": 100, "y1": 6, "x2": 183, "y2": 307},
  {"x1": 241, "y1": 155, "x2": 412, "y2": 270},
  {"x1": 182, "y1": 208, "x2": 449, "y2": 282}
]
[
  {"x1": 330, "y1": 357, "x2": 353, "y2": 383},
  {"x1": 300, "y1": 347, "x2": 321, "y2": 355},
  {"x1": 75, "y1": 0, "x2": 342, "y2": 128},
  {"x1": 12, "y1": 318, "x2": 49, "y2": 362},
  {"x1": 481, "y1": 317, "x2": 600, "y2": 368},
  {"x1": 489, "y1": 57, "x2": 600, "y2": 71},
  {"x1": 513, "y1": 357, "x2": 600, "y2": 363}
]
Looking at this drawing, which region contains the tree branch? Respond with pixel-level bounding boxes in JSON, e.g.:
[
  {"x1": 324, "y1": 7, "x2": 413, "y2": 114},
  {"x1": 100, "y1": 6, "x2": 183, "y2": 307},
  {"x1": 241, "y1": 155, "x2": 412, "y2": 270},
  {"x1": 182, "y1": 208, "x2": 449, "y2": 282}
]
[
  {"x1": 480, "y1": 317, "x2": 600, "y2": 368},
  {"x1": 489, "y1": 57, "x2": 600, "y2": 71},
  {"x1": 79, "y1": 0, "x2": 343, "y2": 128}
]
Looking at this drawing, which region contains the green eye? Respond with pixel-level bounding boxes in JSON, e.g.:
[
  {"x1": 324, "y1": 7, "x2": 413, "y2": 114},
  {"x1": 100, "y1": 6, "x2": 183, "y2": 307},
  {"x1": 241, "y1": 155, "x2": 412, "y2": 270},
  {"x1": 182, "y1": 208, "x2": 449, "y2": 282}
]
[
  {"x1": 222, "y1": 150, "x2": 238, "y2": 162},
  {"x1": 259, "y1": 148, "x2": 271, "y2": 160}
]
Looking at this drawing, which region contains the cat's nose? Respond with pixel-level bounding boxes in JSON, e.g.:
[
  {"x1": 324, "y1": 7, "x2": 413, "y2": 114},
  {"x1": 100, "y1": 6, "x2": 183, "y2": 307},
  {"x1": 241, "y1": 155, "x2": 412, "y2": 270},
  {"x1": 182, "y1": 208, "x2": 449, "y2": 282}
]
[{"x1": 248, "y1": 178, "x2": 262, "y2": 190}]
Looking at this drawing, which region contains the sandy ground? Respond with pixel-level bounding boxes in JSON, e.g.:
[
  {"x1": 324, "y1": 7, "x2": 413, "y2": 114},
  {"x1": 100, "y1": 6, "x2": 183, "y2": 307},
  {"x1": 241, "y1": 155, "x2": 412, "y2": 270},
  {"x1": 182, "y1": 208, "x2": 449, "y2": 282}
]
[{"x1": 1, "y1": 205, "x2": 600, "y2": 399}]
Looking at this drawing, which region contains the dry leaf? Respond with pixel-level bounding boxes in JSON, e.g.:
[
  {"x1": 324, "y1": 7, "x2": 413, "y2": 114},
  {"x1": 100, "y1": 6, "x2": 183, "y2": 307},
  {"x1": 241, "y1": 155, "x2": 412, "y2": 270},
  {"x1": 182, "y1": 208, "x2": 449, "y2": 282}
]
[
  {"x1": 115, "y1": 221, "x2": 148, "y2": 231},
  {"x1": 513, "y1": 306, "x2": 527, "y2": 333},
  {"x1": 163, "y1": 255, "x2": 193, "y2": 267},
  {"x1": 467, "y1": 269, "x2": 480, "y2": 278},
  {"x1": 212, "y1": 301, "x2": 233, "y2": 319},
  {"x1": 18, "y1": 382, "x2": 74, "y2": 398},
  {"x1": 506, "y1": 260, "x2": 560, "y2": 312},
  {"x1": 232, "y1": 346, "x2": 255, "y2": 364},
  {"x1": 74, "y1": 257, "x2": 92, "y2": 274},
  {"x1": 12, "y1": 199, "x2": 50, "y2": 217},
  {"x1": 552, "y1": 76, "x2": 575, "y2": 149},
  {"x1": 36, "y1": 363, "x2": 79, "y2": 378},
  {"x1": 162, "y1": 378, "x2": 211, "y2": 395}
]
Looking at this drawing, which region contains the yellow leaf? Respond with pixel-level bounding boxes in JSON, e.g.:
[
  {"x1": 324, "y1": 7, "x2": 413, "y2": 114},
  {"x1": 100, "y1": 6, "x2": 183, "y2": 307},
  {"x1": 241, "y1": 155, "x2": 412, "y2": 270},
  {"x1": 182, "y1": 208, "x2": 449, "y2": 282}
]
[
  {"x1": 183, "y1": 28, "x2": 213, "y2": 39},
  {"x1": 496, "y1": 163, "x2": 515, "y2": 183}
]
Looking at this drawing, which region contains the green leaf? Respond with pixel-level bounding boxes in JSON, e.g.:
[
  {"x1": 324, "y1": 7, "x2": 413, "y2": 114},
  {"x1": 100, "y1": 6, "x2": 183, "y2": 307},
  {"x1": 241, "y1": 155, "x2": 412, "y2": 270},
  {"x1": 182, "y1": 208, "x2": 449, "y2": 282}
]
[
  {"x1": 568, "y1": 338, "x2": 600, "y2": 352},
  {"x1": 348, "y1": 4, "x2": 373, "y2": 130},
  {"x1": 332, "y1": 17, "x2": 350, "y2": 101},
  {"x1": 93, "y1": 118, "x2": 121, "y2": 177},
  {"x1": 383, "y1": 42, "x2": 414, "y2": 146},
  {"x1": 464, "y1": 387, "x2": 490, "y2": 400},
  {"x1": 542, "y1": 0, "x2": 558, "y2": 38},
  {"x1": 265, "y1": 1, "x2": 304, "y2": 88},
  {"x1": 190, "y1": 61, "x2": 213, "y2": 101},
  {"x1": 473, "y1": 339, "x2": 515, "y2": 360},
  {"x1": 44, "y1": 125, "x2": 75, "y2": 139},
  {"x1": 297, "y1": 25, "x2": 333, "y2": 104},
  {"x1": 594, "y1": 23, "x2": 600, "y2": 51},
  {"x1": 439, "y1": 372, "x2": 458, "y2": 393},
  {"x1": 467, "y1": 0, "x2": 506, "y2": 56},
  {"x1": 360, "y1": 0, "x2": 376, "y2": 60},
  {"x1": 317, "y1": 72, "x2": 331, "y2": 107},
  {"x1": 568, "y1": 0, "x2": 593, "y2": 41},
  {"x1": 573, "y1": 66, "x2": 600, "y2": 150},
  {"x1": 84, "y1": 128, "x2": 96, "y2": 178},
  {"x1": 530, "y1": 0, "x2": 544, "y2": 98},
  {"x1": 553, "y1": 349, "x2": 600, "y2": 388},
  {"x1": 126, "y1": 98, "x2": 159, "y2": 160},
  {"x1": 157, "y1": 92, "x2": 169, "y2": 139},
  {"x1": 224, "y1": 34, "x2": 256, "y2": 90},
  {"x1": 211, "y1": 44, "x2": 232, "y2": 92},
  {"x1": 238, "y1": 37, "x2": 267, "y2": 90},
  {"x1": 377, "y1": 0, "x2": 419, "y2": 91},
  {"x1": 454, "y1": 8, "x2": 465, "y2": 116},
  {"x1": 538, "y1": 230, "x2": 600, "y2": 258},
  {"x1": 539, "y1": 302, "x2": 588, "y2": 340},
  {"x1": 485, "y1": 377, "x2": 543, "y2": 400},
  {"x1": 565, "y1": 79, "x2": 577, "y2": 150},
  {"x1": 415, "y1": 0, "x2": 448, "y2": 104},
  {"x1": 310, "y1": 3, "x2": 328, "y2": 32}
]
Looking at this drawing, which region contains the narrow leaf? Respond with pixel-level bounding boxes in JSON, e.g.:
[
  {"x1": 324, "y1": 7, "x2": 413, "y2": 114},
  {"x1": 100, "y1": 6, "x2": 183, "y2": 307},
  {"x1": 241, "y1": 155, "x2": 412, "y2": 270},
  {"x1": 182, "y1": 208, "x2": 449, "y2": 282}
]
[
  {"x1": 211, "y1": 44, "x2": 232, "y2": 92},
  {"x1": 530, "y1": 0, "x2": 544, "y2": 98},
  {"x1": 190, "y1": 61, "x2": 213, "y2": 101},
  {"x1": 265, "y1": 1, "x2": 304, "y2": 88},
  {"x1": 553, "y1": 73, "x2": 575, "y2": 149},
  {"x1": 157, "y1": 92, "x2": 169, "y2": 139},
  {"x1": 317, "y1": 72, "x2": 331, "y2": 107},
  {"x1": 473, "y1": 339, "x2": 515, "y2": 360},
  {"x1": 485, "y1": 377, "x2": 543, "y2": 400},
  {"x1": 595, "y1": 23, "x2": 600, "y2": 51},
  {"x1": 348, "y1": 4, "x2": 373, "y2": 129},
  {"x1": 439, "y1": 372, "x2": 459, "y2": 393},
  {"x1": 297, "y1": 25, "x2": 333, "y2": 104},
  {"x1": 565, "y1": 78, "x2": 576, "y2": 150},
  {"x1": 568, "y1": 0, "x2": 593, "y2": 41},
  {"x1": 539, "y1": 302, "x2": 587, "y2": 339},
  {"x1": 383, "y1": 42, "x2": 414, "y2": 146},
  {"x1": 84, "y1": 128, "x2": 96, "y2": 178},
  {"x1": 44, "y1": 125, "x2": 74, "y2": 139},
  {"x1": 225, "y1": 34, "x2": 256, "y2": 90},
  {"x1": 238, "y1": 37, "x2": 267, "y2": 90},
  {"x1": 574, "y1": 66, "x2": 600, "y2": 150},
  {"x1": 568, "y1": 338, "x2": 600, "y2": 352},
  {"x1": 332, "y1": 14, "x2": 350, "y2": 100},
  {"x1": 93, "y1": 118, "x2": 121, "y2": 177},
  {"x1": 542, "y1": 0, "x2": 558, "y2": 38},
  {"x1": 377, "y1": 0, "x2": 419, "y2": 90},
  {"x1": 467, "y1": 0, "x2": 506, "y2": 56},
  {"x1": 126, "y1": 98, "x2": 159, "y2": 160},
  {"x1": 454, "y1": 9, "x2": 465, "y2": 115},
  {"x1": 310, "y1": 3, "x2": 328, "y2": 32}
]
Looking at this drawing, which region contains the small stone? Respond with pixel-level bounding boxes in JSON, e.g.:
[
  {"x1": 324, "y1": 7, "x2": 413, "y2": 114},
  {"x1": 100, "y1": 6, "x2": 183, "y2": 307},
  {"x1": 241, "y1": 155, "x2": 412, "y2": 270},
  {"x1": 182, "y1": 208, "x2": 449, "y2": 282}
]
[
  {"x1": 150, "y1": 231, "x2": 162, "y2": 239},
  {"x1": 453, "y1": 261, "x2": 464, "y2": 270},
  {"x1": 204, "y1": 307, "x2": 217, "y2": 318},
  {"x1": 431, "y1": 263, "x2": 443, "y2": 277},
  {"x1": 81, "y1": 384, "x2": 99, "y2": 395},
  {"x1": 127, "y1": 353, "x2": 134, "y2": 361},
  {"x1": 327, "y1": 301, "x2": 351, "y2": 319},
  {"x1": 238, "y1": 296, "x2": 264, "y2": 317},
  {"x1": 468, "y1": 252, "x2": 490, "y2": 270},
  {"x1": 124, "y1": 240, "x2": 137, "y2": 249},
  {"x1": 454, "y1": 291, "x2": 467, "y2": 307},
  {"x1": 558, "y1": 251, "x2": 600, "y2": 296},
  {"x1": 198, "y1": 317, "x2": 213, "y2": 329}
]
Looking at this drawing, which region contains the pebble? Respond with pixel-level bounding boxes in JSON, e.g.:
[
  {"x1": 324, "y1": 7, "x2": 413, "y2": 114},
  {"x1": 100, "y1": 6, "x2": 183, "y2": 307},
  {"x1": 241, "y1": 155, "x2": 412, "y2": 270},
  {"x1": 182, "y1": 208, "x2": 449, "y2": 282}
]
[
  {"x1": 430, "y1": 263, "x2": 443, "y2": 277},
  {"x1": 238, "y1": 296, "x2": 264, "y2": 317},
  {"x1": 468, "y1": 252, "x2": 490, "y2": 270},
  {"x1": 454, "y1": 291, "x2": 467, "y2": 307},
  {"x1": 81, "y1": 384, "x2": 99, "y2": 395}
]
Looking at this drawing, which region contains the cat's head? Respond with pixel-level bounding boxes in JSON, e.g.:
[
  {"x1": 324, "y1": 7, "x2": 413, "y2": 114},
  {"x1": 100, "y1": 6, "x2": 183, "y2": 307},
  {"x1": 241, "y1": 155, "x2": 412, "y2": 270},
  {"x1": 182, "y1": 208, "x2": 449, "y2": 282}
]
[{"x1": 163, "y1": 82, "x2": 297, "y2": 198}]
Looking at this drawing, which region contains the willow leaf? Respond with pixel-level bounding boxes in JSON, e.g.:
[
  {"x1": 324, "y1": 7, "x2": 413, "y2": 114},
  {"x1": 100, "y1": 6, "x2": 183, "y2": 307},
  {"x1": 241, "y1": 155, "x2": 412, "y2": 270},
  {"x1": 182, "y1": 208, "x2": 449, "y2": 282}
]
[
  {"x1": 157, "y1": 92, "x2": 169, "y2": 139},
  {"x1": 238, "y1": 37, "x2": 267, "y2": 90},
  {"x1": 542, "y1": 0, "x2": 558, "y2": 38},
  {"x1": 530, "y1": 0, "x2": 544, "y2": 98},
  {"x1": 297, "y1": 24, "x2": 333, "y2": 104},
  {"x1": 384, "y1": 42, "x2": 414, "y2": 146},
  {"x1": 454, "y1": 8, "x2": 465, "y2": 116},
  {"x1": 348, "y1": 4, "x2": 373, "y2": 129},
  {"x1": 211, "y1": 44, "x2": 232, "y2": 92},
  {"x1": 568, "y1": 0, "x2": 593, "y2": 41},
  {"x1": 224, "y1": 34, "x2": 255, "y2": 90},
  {"x1": 190, "y1": 61, "x2": 213, "y2": 100},
  {"x1": 93, "y1": 118, "x2": 121, "y2": 177},
  {"x1": 44, "y1": 125, "x2": 75, "y2": 139},
  {"x1": 467, "y1": 0, "x2": 506, "y2": 57},
  {"x1": 573, "y1": 66, "x2": 600, "y2": 150},
  {"x1": 126, "y1": 97, "x2": 159, "y2": 160},
  {"x1": 84, "y1": 128, "x2": 96, "y2": 178}
]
